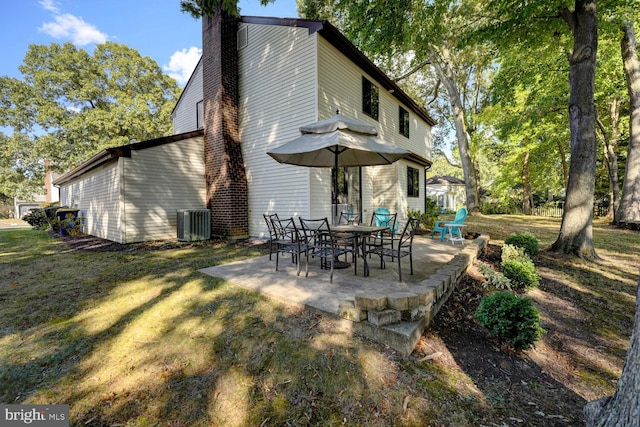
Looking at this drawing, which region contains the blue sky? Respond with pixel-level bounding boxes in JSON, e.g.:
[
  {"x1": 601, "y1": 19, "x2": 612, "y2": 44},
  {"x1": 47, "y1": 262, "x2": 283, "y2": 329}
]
[{"x1": 1, "y1": 0, "x2": 299, "y2": 85}]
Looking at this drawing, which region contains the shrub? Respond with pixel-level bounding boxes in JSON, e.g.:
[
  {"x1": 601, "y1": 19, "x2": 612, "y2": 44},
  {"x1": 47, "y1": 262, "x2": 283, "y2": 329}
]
[
  {"x1": 504, "y1": 232, "x2": 539, "y2": 256},
  {"x1": 43, "y1": 206, "x2": 62, "y2": 232},
  {"x1": 477, "y1": 263, "x2": 512, "y2": 290},
  {"x1": 21, "y1": 209, "x2": 48, "y2": 229},
  {"x1": 424, "y1": 197, "x2": 440, "y2": 227},
  {"x1": 407, "y1": 201, "x2": 438, "y2": 230},
  {"x1": 501, "y1": 244, "x2": 531, "y2": 264},
  {"x1": 502, "y1": 259, "x2": 539, "y2": 290},
  {"x1": 475, "y1": 291, "x2": 544, "y2": 351}
]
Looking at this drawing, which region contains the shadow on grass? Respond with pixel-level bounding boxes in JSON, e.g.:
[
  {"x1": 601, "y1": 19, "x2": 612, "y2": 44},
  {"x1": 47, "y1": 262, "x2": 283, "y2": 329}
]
[
  {"x1": 2, "y1": 219, "x2": 638, "y2": 426},
  {"x1": 2, "y1": 231, "x2": 463, "y2": 425},
  {"x1": 51, "y1": 279, "x2": 461, "y2": 426}
]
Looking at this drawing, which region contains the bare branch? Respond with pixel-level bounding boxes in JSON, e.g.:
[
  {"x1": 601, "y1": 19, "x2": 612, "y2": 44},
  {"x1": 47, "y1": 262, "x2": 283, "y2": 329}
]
[
  {"x1": 393, "y1": 59, "x2": 431, "y2": 82},
  {"x1": 433, "y1": 149, "x2": 462, "y2": 168},
  {"x1": 559, "y1": 5, "x2": 575, "y2": 33},
  {"x1": 428, "y1": 79, "x2": 441, "y2": 105}
]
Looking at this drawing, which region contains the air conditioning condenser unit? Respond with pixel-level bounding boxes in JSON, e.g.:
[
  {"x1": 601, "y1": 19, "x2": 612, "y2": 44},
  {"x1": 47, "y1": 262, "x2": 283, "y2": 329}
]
[{"x1": 177, "y1": 209, "x2": 211, "y2": 241}]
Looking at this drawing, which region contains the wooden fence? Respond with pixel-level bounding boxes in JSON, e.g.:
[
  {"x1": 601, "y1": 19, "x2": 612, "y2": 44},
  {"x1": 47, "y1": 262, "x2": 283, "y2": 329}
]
[
  {"x1": 530, "y1": 205, "x2": 610, "y2": 218},
  {"x1": 531, "y1": 206, "x2": 564, "y2": 217}
]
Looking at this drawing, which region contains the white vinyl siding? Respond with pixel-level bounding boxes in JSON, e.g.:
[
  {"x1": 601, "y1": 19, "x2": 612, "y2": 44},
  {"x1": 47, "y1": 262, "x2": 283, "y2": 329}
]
[
  {"x1": 57, "y1": 135, "x2": 204, "y2": 244},
  {"x1": 58, "y1": 162, "x2": 123, "y2": 243},
  {"x1": 238, "y1": 23, "x2": 318, "y2": 238},
  {"x1": 400, "y1": 161, "x2": 425, "y2": 219},
  {"x1": 123, "y1": 136, "x2": 205, "y2": 243},
  {"x1": 172, "y1": 61, "x2": 204, "y2": 135},
  {"x1": 316, "y1": 37, "x2": 432, "y2": 224}
]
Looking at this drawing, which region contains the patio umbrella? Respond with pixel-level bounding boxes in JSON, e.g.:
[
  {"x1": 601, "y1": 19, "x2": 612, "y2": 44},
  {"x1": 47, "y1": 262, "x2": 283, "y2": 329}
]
[{"x1": 267, "y1": 114, "x2": 411, "y2": 214}]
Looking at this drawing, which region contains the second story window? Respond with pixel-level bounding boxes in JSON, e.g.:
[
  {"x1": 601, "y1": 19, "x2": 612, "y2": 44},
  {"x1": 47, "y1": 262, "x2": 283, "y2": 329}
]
[
  {"x1": 362, "y1": 77, "x2": 379, "y2": 120},
  {"x1": 399, "y1": 106, "x2": 409, "y2": 138},
  {"x1": 196, "y1": 100, "x2": 204, "y2": 129}
]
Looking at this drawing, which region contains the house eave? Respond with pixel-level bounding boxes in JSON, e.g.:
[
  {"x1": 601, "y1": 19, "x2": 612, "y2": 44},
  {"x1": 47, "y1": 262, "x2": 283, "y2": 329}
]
[
  {"x1": 239, "y1": 16, "x2": 436, "y2": 127},
  {"x1": 406, "y1": 153, "x2": 432, "y2": 168}
]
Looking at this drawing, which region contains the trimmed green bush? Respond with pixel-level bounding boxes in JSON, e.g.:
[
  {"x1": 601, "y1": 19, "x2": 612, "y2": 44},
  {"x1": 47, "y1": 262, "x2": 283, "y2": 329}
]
[
  {"x1": 408, "y1": 198, "x2": 439, "y2": 229},
  {"x1": 475, "y1": 291, "x2": 544, "y2": 351},
  {"x1": 502, "y1": 259, "x2": 540, "y2": 290},
  {"x1": 21, "y1": 208, "x2": 48, "y2": 229},
  {"x1": 504, "y1": 232, "x2": 539, "y2": 256},
  {"x1": 501, "y1": 244, "x2": 531, "y2": 264}
]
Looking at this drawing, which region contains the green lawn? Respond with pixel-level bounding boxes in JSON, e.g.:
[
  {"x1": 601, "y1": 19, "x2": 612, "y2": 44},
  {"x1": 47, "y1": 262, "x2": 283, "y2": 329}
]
[{"x1": 1, "y1": 216, "x2": 638, "y2": 426}]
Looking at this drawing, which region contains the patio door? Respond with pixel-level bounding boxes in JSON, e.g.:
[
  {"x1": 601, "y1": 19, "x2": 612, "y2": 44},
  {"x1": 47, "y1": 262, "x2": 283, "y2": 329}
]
[{"x1": 333, "y1": 166, "x2": 362, "y2": 222}]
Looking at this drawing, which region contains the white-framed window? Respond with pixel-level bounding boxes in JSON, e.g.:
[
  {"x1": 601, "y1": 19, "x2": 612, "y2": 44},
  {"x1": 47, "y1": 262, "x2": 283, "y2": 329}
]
[
  {"x1": 196, "y1": 100, "x2": 204, "y2": 129},
  {"x1": 399, "y1": 106, "x2": 409, "y2": 138},
  {"x1": 407, "y1": 166, "x2": 419, "y2": 197},
  {"x1": 362, "y1": 77, "x2": 379, "y2": 120}
]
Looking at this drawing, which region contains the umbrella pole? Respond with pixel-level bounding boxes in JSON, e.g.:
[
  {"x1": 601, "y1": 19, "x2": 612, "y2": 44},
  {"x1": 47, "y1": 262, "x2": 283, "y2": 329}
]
[{"x1": 333, "y1": 150, "x2": 339, "y2": 224}]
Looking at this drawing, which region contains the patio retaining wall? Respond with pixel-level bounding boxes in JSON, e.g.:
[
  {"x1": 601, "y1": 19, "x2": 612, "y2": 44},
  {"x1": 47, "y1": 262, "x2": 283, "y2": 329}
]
[{"x1": 337, "y1": 234, "x2": 489, "y2": 355}]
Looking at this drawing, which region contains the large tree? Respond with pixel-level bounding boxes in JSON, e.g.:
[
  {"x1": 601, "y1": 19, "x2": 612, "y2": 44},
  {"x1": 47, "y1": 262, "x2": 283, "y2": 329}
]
[
  {"x1": 0, "y1": 42, "x2": 180, "y2": 198},
  {"x1": 585, "y1": 271, "x2": 640, "y2": 426},
  {"x1": 550, "y1": 1, "x2": 599, "y2": 258},
  {"x1": 584, "y1": 17, "x2": 640, "y2": 426},
  {"x1": 479, "y1": 0, "x2": 599, "y2": 258},
  {"x1": 297, "y1": 0, "x2": 489, "y2": 214},
  {"x1": 616, "y1": 20, "x2": 640, "y2": 225}
]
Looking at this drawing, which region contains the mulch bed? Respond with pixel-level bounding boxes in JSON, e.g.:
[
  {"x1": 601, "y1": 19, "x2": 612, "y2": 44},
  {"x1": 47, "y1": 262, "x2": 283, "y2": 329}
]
[{"x1": 426, "y1": 243, "x2": 588, "y2": 425}]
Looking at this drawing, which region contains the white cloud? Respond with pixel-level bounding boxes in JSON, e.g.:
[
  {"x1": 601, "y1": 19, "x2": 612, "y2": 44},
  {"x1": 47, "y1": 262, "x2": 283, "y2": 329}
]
[
  {"x1": 39, "y1": 2, "x2": 108, "y2": 47},
  {"x1": 39, "y1": 0, "x2": 59, "y2": 13},
  {"x1": 163, "y1": 47, "x2": 202, "y2": 85}
]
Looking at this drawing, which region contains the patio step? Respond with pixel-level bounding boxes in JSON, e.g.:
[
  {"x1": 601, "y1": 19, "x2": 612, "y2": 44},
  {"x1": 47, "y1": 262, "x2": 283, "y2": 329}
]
[{"x1": 338, "y1": 234, "x2": 489, "y2": 355}]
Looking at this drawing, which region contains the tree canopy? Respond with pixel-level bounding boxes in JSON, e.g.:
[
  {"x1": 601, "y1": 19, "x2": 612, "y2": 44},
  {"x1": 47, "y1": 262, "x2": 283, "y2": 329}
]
[{"x1": 0, "y1": 42, "x2": 181, "y2": 199}]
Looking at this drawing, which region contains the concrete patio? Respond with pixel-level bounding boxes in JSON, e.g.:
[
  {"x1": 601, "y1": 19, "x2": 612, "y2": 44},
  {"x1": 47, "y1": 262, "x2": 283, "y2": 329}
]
[{"x1": 200, "y1": 233, "x2": 488, "y2": 355}]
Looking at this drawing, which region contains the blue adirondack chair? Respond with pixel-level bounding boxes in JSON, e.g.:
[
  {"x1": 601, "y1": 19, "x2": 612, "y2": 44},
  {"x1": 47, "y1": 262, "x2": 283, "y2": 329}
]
[{"x1": 432, "y1": 207, "x2": 468, "y2": 242}]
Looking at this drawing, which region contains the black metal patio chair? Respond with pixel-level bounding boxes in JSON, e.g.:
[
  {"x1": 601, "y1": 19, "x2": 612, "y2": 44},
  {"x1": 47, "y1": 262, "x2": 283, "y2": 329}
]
[
  {"x1": 366, "y1": 217, "x2": 420, "y2": 282},
  {"x1": 263, "y1": 213, "x2": 279, "y2": 260},
  {"x1": 338, "y1": 211, "x2": 361, "y2": 225},
  {"x1": 365, "y1": 210, "x2": 398, "y2": 267},
  {"x1": 298, "y1": 217, "x2": 356, "y2": 283},
  {"x1": 270, "y1": 216, "x2": 306, "y2": 276}
]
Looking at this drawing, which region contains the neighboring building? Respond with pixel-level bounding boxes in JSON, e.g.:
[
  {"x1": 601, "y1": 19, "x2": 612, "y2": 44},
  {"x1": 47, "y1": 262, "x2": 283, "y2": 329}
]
[
  {"x1": 14, "y1": 166, "x2": 59, "y2": 218},
  {"x1": 426, "y1": 175, "x2": 465, "y2": 212},
  {"x1": 56, "y1": 15, "x2": 435, "y2": 243},
  {"x1": 14, "y1": 194, "x2": 47, "y2": 218}
]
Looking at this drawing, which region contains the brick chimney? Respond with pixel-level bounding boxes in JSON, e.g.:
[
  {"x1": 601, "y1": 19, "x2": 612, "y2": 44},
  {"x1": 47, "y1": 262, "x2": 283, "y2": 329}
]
[{"x1": 202, "y1": 10, "x2": 249, "y2": 240}]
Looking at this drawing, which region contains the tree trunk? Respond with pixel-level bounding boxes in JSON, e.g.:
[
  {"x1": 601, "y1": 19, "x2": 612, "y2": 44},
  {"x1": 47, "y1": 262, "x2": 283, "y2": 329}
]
[
  {"x1": 584, "y1": 271, "x2": 640, "y2": 426},
  {"x1": 596, "y1": 98, "x2": 621, "y2": 221},
  {"x1": 616, "y1": 21, "x2": 640, "y2": 225},
  {"x1": 551, "y1": 0, "x2": 598, "y2": 259},
  {"x1": 557, "y1": 138, "x2": 569, "y2": 189},
  {"x1": 431, "y1": 49, "x2": 481, "y2": 214},
  {"x1": 606, "y1": 98, "x2": 621, "y2": 220},
  {"x1": 522, "y1": 150, "x2": 532, "y2": 215}
]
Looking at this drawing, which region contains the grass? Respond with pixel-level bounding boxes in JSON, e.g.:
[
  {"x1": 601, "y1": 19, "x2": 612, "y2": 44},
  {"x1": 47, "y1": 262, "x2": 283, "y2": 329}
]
[{"x1": 1, "y1": 215, "x2": 638, "y2": 426}]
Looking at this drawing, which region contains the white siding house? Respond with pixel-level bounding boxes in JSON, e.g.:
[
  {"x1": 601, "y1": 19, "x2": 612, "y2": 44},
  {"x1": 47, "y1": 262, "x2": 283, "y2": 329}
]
[
  {"x1": 55, "y1": 16, "x2": 434, "y2": 244},
  {"x1": 55, "y1": 131, "x2": 205, "y2": 243},
  {"x1": 174, "y1": 16, "x2": 435, "y2": 240}
]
